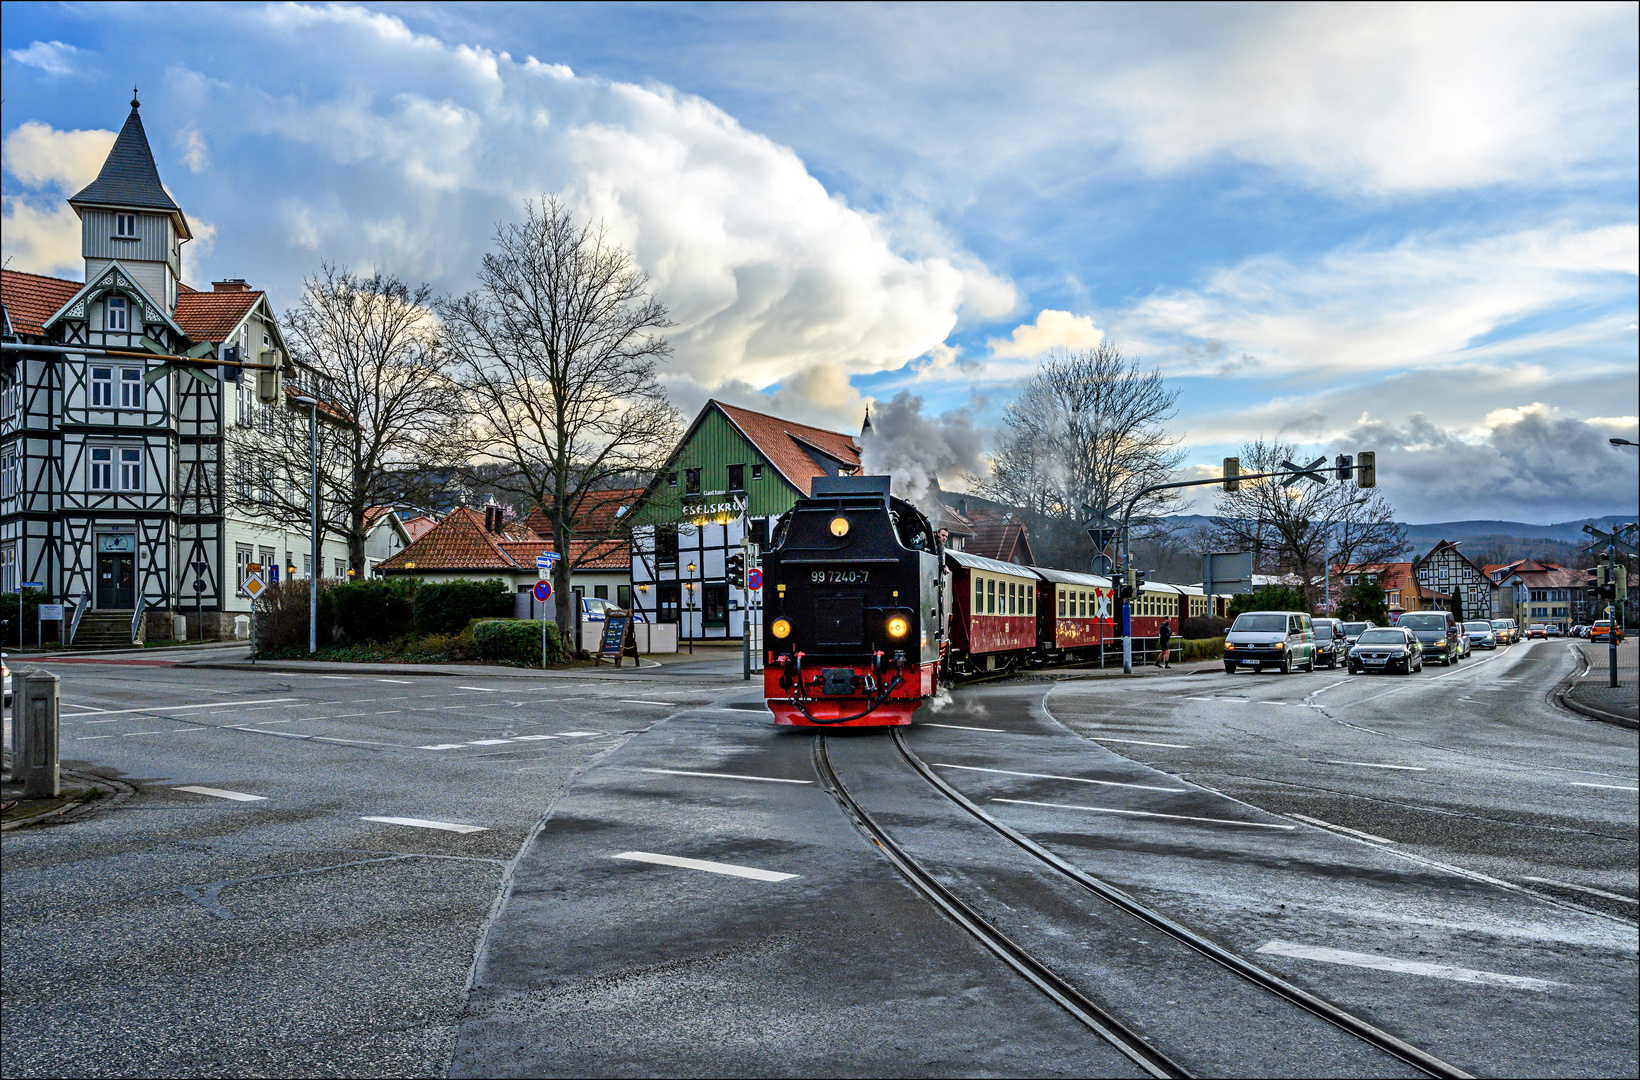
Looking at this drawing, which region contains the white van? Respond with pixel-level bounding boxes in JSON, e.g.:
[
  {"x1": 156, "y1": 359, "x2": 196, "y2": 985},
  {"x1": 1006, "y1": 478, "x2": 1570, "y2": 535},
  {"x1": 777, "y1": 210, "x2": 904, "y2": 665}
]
[{"x1": 1223, "y1": 611, "x2": 1315, "y2": 674}]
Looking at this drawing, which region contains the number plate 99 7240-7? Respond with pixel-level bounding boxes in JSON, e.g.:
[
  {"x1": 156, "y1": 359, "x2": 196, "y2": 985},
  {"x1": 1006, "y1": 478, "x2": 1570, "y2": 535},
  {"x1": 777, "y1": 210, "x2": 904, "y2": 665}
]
[{"x1": 811, "y1": 569, "x2": 870, "y2": 584}]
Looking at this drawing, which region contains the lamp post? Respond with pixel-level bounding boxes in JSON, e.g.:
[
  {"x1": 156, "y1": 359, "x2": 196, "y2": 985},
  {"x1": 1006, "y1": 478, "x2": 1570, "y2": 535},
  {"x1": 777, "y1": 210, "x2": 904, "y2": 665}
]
[
  {"x1": 292, "y1": 395, "x2": 320, "y2": 655},
  {"x1": 684, "y1": 560, "x2": 697, "y2": 655}
]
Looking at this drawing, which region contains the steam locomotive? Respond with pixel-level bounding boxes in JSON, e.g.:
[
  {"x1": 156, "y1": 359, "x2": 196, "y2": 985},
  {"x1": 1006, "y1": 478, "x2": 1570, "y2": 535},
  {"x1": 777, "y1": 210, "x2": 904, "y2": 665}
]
[{"x1": 762, "y1": 475, "x2": 1222, "y2": 726}]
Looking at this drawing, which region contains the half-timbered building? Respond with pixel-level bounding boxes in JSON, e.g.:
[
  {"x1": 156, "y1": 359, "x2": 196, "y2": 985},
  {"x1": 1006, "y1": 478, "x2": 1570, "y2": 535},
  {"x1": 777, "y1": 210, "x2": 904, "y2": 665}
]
[{"x1": 1, "y1": 94, "x2": 348, "y2": 643}]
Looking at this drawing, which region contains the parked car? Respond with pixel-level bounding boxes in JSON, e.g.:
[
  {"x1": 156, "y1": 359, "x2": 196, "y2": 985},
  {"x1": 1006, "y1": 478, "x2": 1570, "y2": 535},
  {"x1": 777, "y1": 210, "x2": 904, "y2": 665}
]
[
  {"x1": 1348, "y1": 627, "x2": 1424, "y2": 675},
  {"x1": 579, "y1": 597, "x2": 618, "y2": 621},
  {"x1": 1312, "y1": 618, "x2": 1346, "y2": 669},
  {"x1": 1546, "y1": 624, "x2": 1564, "y2": 637},
  {"x1": 1339, "y1": 621, "x2": 1373, "y2": 650},
  {"x1": 3, "y1": 653, "x2": 10, "y2": 707},
  {"x1": 1398, "y1": 611, "x2": 1461, "y2": 666},
  {"x1": 1526, "y1": 624, "x2": 1548, "y2": 639},
  {"x1": 1492, "y1": 619, "x2": 1519, "y2": 644},
  {"x1": 1223, "y1": 611, "x2": 1316, "y2": 674},
  {"x1": 1590, "y1": 620, "x2": 1624, "y2": 644},
  {"x1": 1569, "y1": 624, "x2": 1586, "y2": 638},
  {"x1": 1463, "y1": 620, "x2": 1498, "y2": 649}
]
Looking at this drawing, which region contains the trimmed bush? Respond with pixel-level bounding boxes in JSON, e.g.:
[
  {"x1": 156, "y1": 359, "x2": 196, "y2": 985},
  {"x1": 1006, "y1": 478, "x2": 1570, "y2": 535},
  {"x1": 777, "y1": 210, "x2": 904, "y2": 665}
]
[
  {"x1": 1227, "y1": 585, "x2": 1307, "y2": 618},
  {"x1": 401, "y1": 630, "x2": 480, "y2": 662},
  {"x1": 332, "y1": 578, "x2": 416, "y2": 643},
  {"x1": 412, "y1": 578, "x2": 513, "y2": 635},
  {"x1": 473, "y1": 618, "x2": 561, "y2": 665},
  {"x1": 1180, "y1": 636, "x2": 1225, "y2": 661},
  {"x1": 254, "y1": 579, "x2": 336, "y2": 653},
  {"x1": 1181, "y1": 615, "x2": 1229, "y2": 641}
]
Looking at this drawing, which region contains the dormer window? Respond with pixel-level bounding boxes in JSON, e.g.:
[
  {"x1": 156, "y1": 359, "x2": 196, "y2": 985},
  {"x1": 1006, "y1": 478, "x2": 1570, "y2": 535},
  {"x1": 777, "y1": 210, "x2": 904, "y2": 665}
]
[
  {"x1": 105, "y1": 296, "x2": 129, "y2": 332},
  {"x1": 115, "y1": 213, "x2": 138, "y2": 238}
]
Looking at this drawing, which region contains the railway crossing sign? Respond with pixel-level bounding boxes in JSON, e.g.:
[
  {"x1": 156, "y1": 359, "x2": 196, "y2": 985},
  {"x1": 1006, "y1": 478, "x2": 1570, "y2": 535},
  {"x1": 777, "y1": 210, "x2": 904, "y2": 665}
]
[
  {"x1": 532, "y1": 579, "x2": 553, "y2": 603},
  {"x1": 747, "y1": 568, "x2": 763, "y2": 591},
  {"x1": 243, "y1": 573, "x2": 266, "y2": 599},
  {"x1": 1279, "y1": 456, "x2": 1329, "y2": 487}
]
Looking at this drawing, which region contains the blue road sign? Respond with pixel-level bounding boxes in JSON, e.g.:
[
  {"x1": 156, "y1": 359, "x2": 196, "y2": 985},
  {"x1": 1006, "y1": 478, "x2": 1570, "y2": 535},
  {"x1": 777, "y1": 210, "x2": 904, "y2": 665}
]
[
  {"x1": 533, "y1": 579, "x2": 553, "y2": 603},
  {"x1": 268, "y1": 564, "x2": 280, "y2": 583},
  {"x1": 20, "y1": 581, "x2": 43, "y2": 589},
  {"x1": 747, "y1": 568, "x2": 763, "y2": 590},
  {"x1": 536, "y1": 552, "x2": 560, "y2": 569}
]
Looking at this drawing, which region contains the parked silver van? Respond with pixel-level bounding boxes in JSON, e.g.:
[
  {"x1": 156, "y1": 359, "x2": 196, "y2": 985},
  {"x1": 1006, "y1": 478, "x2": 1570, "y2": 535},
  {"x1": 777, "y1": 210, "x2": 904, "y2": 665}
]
[{"x1": 1223, "y1": 611, "x2": 1316, "y2": 674}]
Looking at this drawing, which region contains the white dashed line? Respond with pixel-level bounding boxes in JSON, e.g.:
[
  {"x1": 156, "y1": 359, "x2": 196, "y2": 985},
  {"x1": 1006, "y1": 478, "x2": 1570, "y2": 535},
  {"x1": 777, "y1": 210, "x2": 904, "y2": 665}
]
[
  {"x1": 920, "y1": 722, "x2": 1006, "y2": 732},
  {"x1": 1521, "y1": 876, "x2": 1638, "y2": 904},
  {"x1": 69, "y1": 697, "x2": 298, "y2": 718},
  {"x1": 235, "y1": 728, "x2": 307, "y2": 738},
  {"x1": 74, "y1": 734, "x2": 114, "y2": 740},
  {"x1": 512, "y1": 734, "x2": 558, "y2": 740},
  {"x1": 1087, "y1": 736, "x2": 1191, "y2": 748},
  {"x1": 468, "y1": 739, "x2": 513, "y2": 745},
  {"x1": 314, "y1": 675, "x2": 353, "y2": 680},
  {"x1": 933, "y1": 763, "x2": 1185, "y2": 793},
  {"x1": 175, "y1": 786, "x2": 266, "y2": 802},
  {"x1": 994, "y1": 797, "x2": 1295, "y2": 829},
  {"x1": 637, "y1": 768, "x2": 813, "y2": 785},
  {"x1": 1321, "y1": 760, "x2": 1427, "y2": 771},
  {"x1": 1569, "y1": 781, "x2": 1639, "y2": 792},
  {"x1": 377, "y1": 679, "x2": 413, "y2": 684},
  {"x1": 418, "y1": 743, "x2": 468, "y2": 750},
  {"x1": 611, "y1": 851, "x2": 798, "y2": 882},
  {"x1": 458, "y1": 686, "x2": 498, "y2": 693},
  {"x1": 619, "y1": 700, "x2": 676, "y2": 706},
  {"x1": 557, "y1": 731, "x2": 604, "y2": 737},
  {"x1": 121, "y1": 730, "x2": 170, "y2": 736},
  {"x1": 1255, "y1": 941, "x2": 1566, "y2": 991},
  {"x1": 1289, "y1": 813, "x2": 1394, "y2": 844},
  {"x1": 360, "y1": 816, "x2": 487, "y2": 834}
]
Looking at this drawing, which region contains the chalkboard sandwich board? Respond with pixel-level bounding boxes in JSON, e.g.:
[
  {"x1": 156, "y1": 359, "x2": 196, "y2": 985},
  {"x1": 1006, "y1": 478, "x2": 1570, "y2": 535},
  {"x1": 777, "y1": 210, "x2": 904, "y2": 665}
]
[{"x1": 596, "y1": 610, "x2": 640, "y2": 667}]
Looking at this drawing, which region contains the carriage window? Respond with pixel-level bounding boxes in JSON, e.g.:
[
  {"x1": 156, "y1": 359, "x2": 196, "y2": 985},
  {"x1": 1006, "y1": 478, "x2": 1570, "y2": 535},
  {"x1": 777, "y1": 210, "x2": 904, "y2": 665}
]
[
  {"x1": 1027, "y1": 588, "x2": 1033, "y2": 615},
  {"x1": 1058, "y1": 588, "x2": 1065, "y2": 617},
  {"x1": 1081, "y1": 591, "x2": 1088, "y2": 617},
  {"x1": 987, "y1": 578, "x2": 995, "y2": 614}
]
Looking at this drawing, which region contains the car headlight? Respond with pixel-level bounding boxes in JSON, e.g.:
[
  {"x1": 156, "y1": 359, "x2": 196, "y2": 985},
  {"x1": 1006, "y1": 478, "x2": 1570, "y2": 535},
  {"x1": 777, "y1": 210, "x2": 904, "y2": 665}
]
[
  {"x1": 771, "y1": 618, "x2": 793, "y2": 639},
  {"x1": 829, "y1": 516, "x2": 850, "y2": 537},
  {"x1": 1224, "y1": 642, "x2": 1235, "y2": 650},
  {"x1": 886, "y1": 614, "x2": 910, "y2": 638}
]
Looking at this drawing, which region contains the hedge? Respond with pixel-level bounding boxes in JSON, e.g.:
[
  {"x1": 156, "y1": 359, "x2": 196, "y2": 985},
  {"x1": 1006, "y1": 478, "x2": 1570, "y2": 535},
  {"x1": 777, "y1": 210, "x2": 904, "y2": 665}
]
[
  {"x1": 412, "y1": 578, "x2": 513, "y2": 635},
  {"x1": 1181, "y1": 615, "x2": 1229, "y2": 641},
  {"x1": 254, "y1": 579, "x2": 336, "y2": 652},
  {"x1": 473, "y1": 618, "x2": 562, "y2": 665},
  {"x1": 331, "y1": 578, "x2": 416, "y2": 643}
]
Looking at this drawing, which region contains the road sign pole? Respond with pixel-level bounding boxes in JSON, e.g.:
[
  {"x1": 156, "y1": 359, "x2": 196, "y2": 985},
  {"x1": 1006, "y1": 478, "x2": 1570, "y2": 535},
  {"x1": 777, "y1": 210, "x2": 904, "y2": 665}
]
[{"x1": 741, "y1": 536, "x2": 751, "y2": 682}]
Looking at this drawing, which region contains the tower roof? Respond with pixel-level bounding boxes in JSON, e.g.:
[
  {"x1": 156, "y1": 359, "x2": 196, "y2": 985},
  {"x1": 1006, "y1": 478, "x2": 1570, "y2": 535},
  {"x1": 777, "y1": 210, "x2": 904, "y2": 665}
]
[{"x1": 68, "y1": 92, "x2": 192, "y2": 238}]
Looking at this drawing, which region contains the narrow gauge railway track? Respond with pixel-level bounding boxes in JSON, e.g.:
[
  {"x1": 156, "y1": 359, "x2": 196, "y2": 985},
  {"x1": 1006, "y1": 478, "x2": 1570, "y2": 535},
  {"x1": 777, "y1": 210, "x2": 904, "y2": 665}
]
[{"x1": 812, "y1": 730, "x2": 1472, "y2": 1080}]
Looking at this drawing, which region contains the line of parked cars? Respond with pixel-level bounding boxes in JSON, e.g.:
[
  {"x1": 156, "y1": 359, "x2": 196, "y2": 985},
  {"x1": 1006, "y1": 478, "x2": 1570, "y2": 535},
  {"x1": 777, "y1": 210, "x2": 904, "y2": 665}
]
[{"x1": 1222, "y1": 609, "x2": 1524, "y2": 677}]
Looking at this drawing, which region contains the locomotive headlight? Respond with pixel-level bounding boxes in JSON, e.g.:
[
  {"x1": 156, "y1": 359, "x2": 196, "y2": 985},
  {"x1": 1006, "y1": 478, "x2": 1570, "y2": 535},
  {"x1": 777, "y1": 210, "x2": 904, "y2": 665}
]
[
  {"x1": 771, "y1": 617, "x2": 793, "y2": 639},
  {"x1": 829, "y1": 516, "x2": 850, "y2": 537},
  {"x1": 886, "y1": 614, "x2": 910, "y2": 638}
]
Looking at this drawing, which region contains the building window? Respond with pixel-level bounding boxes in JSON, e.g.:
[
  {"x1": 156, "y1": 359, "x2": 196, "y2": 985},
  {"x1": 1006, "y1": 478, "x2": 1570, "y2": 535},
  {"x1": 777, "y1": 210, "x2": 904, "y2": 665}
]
[
  {"x1": 656, "y1": 530, "x2": 678, "y2": 568},
  {"x1": 685, "y1": 468, "x2": 701, "y2": 494},
  {"x1": 91, "y1": 367, "x2": 114, "y2": 407},
  {"x1": 751, "y1": 464, "x2": 763, "y2": 481},
  {"x1": 105, "y1": 296, "x2": 130, "y2": 331},
  {"x1": 115, "y1": 212, "x2": 137, "y2": 238},
  {"x1": 1, "y1": 452, "x2": 15, "y2": 500},
  {"x1": 0, "y1": 544, "x2": 14, "y2": 594},
  {"x1": 120, "y1": 367, "x2": 143, "y2": 409},
  {"x1": 335, "y1": 559, "x2": 347, "y2": 578},
  {"x1": 119, "y1": 447, "x2": 142, "y2": 491},
  {"x1": 594, "y1": 585, "x2": 609, "y2": 600},
  {"x1": 727, "y1": 464, "x2": 745, "y2": 492},
  {"x1": 657, "y1": 582, "x2": 680, "y2": 623},
  {"x1": 667, "y1": 472, "x2": 677, "y2": 487},
  {"x1": 237, "y1": 545, "x2": 253, "y2": 591},
  {"x1": 617, "y1": 584, "x2": 630, "y2": 609},
  {"x1": 90, "y1": 447, "x2": 114, "y2": 490}
]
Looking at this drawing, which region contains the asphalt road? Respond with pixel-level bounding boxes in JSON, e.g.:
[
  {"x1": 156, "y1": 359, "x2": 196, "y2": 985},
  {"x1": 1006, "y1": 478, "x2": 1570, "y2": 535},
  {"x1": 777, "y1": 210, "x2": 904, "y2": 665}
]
[{"x1": 3, "y1": 638, "x2": 1634, "y2": 1077}]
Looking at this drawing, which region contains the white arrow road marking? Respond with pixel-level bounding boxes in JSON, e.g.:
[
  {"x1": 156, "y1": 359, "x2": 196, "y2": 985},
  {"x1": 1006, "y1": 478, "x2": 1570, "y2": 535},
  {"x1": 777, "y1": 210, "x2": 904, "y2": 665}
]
[
  {"x1": 1256, "y1": 941, "x2": 1568, "y2": 991},
  {"x1": 175, "y1": 786, "x2": 266, "y2": 802},
  {"x1": 611, "y1": 851, "x2": 798, "y2": 882},
  {"x1": 360, "y1": 816, "x2": 487, "y2": 834}
]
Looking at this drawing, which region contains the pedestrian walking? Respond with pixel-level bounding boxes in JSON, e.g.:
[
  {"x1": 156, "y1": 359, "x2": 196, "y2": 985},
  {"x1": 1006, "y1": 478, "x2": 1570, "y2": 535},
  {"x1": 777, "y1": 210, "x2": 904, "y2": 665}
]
[{"x1": 1156, "y1": 621, "x2": 1172, "y2": 668}]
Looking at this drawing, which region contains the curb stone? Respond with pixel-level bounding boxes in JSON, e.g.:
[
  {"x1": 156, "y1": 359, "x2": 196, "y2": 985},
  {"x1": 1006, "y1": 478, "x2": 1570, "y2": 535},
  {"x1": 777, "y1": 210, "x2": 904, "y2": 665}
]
[
  {"x1": 1, "y1": 762, "x2": 137, "y2": 832},
  {"x1": 1552, "y1": 647, "x2": 1639, "y2": 731}
]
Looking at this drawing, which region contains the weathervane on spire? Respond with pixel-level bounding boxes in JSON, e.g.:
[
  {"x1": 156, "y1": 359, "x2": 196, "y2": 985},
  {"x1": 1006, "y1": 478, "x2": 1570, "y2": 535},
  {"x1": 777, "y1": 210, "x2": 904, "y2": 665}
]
[{"x1": 131, "y1": 86, "x2": 140, "y2": 109}]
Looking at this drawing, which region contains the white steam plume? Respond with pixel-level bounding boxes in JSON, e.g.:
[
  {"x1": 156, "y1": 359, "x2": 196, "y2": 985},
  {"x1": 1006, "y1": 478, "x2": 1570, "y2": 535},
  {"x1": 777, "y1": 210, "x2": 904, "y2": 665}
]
[{"x1": 858, "y1": 391, "x2": 984, "y2": 514}]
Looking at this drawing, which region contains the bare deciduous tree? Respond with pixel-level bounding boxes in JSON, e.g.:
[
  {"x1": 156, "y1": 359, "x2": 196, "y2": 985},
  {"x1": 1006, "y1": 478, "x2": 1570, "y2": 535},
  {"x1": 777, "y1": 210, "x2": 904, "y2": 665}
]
[
  {"x1": 1210, "y1": 437, "x2": 1405, "y2": 612},
  {"x1": 439, "y1": 196, "x2": 681, "y2": 643},
  {"x1": 976, "y1": 343, "x2": 1184, "y2": 570},
  {"x1": 225, "y1": 266, "x2": 458, "y2": 576}
]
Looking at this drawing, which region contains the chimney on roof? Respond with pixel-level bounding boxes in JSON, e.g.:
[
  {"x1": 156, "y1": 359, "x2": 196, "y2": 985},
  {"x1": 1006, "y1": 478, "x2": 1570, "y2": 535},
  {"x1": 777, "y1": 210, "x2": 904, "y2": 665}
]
[
  {"x1": 212, "y1": 279, "x2": 250, "y2": 292},
  {"x1": 482, "y1": 506, "x2": 496, "y2": 533}
]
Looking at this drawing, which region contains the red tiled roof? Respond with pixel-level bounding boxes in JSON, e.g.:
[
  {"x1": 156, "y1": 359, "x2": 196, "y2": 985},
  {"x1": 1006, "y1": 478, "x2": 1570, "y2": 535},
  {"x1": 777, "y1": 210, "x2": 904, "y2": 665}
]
[
  {"x1": 377, "y1": 506, "x2": 543, "y2": 572},
  {"x1": 964, "y1": 509, "x2": 1034, "y2": 564},
  {"x1": 500, "y1": 538, "x2": 630, "y2": 571},
  {"x1": 714, "y1": 400, "x2": 861, "y2": 496},
  {"x1": 401, "y1": 515, "x2": 440, "y2": 541},
  {"x1": 525, "y1": 488, "x2": 646, "y2": 539},
  {"x1": 175, "y1": 282, "x2": 262, "y2": 343},
  {"x1": 1, "y1": 269, "x2": 80, "y2": 338}
]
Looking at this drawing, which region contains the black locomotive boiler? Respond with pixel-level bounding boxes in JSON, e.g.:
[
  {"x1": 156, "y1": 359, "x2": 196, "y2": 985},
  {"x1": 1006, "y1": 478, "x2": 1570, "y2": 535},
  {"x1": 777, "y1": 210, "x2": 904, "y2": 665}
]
[{"x1": 762, "y1": 476, "x2": 947, "y2": 726}]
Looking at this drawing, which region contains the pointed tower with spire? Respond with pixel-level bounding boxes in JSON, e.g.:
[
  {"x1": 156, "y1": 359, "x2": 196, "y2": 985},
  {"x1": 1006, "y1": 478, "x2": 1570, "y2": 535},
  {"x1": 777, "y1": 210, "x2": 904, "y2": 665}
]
[{"x1": 67, "y1": 89, "x2": 193, "y2": 316}]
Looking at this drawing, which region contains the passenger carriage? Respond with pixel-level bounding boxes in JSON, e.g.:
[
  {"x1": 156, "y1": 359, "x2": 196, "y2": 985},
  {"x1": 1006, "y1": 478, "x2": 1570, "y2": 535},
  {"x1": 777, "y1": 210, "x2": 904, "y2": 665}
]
[
  {"x1": 1034, "y1": 567, "x2": 1115, "y2": 660},
  {"x1": 945, "y1": 549, "x2": 1038, "y2": 675}
]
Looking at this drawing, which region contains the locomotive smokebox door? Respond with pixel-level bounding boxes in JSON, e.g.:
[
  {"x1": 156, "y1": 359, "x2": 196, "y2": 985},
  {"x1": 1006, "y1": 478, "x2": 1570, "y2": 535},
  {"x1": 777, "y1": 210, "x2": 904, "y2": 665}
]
[{"x1": 822, "y1": 669, "x2": 855, "y2": 696}]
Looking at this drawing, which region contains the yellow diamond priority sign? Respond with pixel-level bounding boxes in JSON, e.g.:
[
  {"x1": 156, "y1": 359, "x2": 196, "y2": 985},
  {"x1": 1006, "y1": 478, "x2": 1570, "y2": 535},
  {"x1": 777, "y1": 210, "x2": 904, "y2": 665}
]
[{"x1": 243, "y1": 573, "x2": 266, "y2": 599}]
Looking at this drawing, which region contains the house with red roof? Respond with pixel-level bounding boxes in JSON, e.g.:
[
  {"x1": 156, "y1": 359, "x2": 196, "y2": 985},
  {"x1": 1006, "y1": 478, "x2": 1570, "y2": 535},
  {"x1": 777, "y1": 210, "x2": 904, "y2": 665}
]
[
  {"x1": 628, "y1": 399, "x2": 864, "y2": 641},
  {"x1": 1, "y1": 94, "x2": 352, "y2": 642}
]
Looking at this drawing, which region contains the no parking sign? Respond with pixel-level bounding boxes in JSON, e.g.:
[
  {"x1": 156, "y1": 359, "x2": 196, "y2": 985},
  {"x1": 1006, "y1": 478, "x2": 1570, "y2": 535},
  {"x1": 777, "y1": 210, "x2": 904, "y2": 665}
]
[
  {"x1": 747, "y1": 568, "x2": 762, "y2": 590},
  {"x1": 533, "y1": 579, "x2": 553, "y2": 603}
]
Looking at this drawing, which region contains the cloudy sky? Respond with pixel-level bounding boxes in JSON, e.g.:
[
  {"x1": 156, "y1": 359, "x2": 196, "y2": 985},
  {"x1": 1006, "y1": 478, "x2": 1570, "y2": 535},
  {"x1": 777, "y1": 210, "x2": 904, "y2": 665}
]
[{"x1": 3, "y1": 2, "x2": 1636, "y2": 523}]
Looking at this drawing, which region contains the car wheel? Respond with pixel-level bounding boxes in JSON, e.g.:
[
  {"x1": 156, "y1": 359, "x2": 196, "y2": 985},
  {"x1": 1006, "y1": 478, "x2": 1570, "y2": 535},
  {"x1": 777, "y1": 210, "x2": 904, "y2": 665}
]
[
  {"x1": 1304, "y1": 654, "x2": 1315, "y2": 672},
  {"x1": 1279, "y1": 655, "x2": 1290, "y2": 674},
  {"x1": 1224, "y1": 663, "x2": 1236, "y2": 675}
]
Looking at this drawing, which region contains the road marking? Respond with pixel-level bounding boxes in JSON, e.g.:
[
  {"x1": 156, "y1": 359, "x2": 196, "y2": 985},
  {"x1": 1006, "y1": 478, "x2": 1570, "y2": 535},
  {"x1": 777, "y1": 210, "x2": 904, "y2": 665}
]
[
  {"x1": 314, "y1": 675, "x2": 353, "y2": 680},
  {"x1": 235, "y1": 728, "x2": 307, "y2": 738},
  {"x1": 1289, "y1": 813, "x2": 1394, "y2": 844},
  {"x1": 167, "y1": 728, "x2": 205, "y2": 733},
  {"x1": 994, "y1": 798, "x2": 1295, "y2": 829},
  {"x1": 69, "y1": 697, "x2": 298, "y2": 718},
  {"x1": 360, "y1": 815, "x2": 487, "y2": 834},
  {"x1": 458, "y1": 686, "x2": 498, "y2": 692},
  {"x1": 619, "y1": 700, "x2": 677, "y2": 706},
  {"x1": 121, "y1": 729, "x2": 171, "y2": 736},
  {"x1": 1087, "y1": 736, "x2": 1192, "y2": 748},
  {"x1": 74, "y1": 734, "x2": 114, "y2": 740},
  {"x1": 418, "y1": 743, "x2": 468, "y2": 750},
  {"x1": 512, "y1": 734, "x2": 559, "y2": 740},
  {"x1": 1569, "y1": 781, "x2": 1639, "y2": 792},
  {"x1": 557, "y1": 731, "x2": 604, "y2": 737},
  {"x1": 611, "y1": 850, "x2": 798, "y2": 882},
  {"x1": 175, "y1": 786, "x2": 266, "y2": 802},
  {"x1": 377, "y1": 679, "x2": 413, "y2": 684},
  {"x1": 1255, "y1": 941, "x2": 1566, "y2": 991},
  {"x1": 314, "y1": 736, "x2": 391, "y2": 745},
  {"x1": 933, "y1": 763, "x2": 1185, "y2": 793},
  {"x1": 638, "y1": 767, "x2": 813, "y2": 785},
  {"x1": 1521, "y1": 876, "x2": 1638, "y2": 904},
  {"x1": 920, "y1": 722, "x2": 1006, "y2": 732},
  {"x1": 468, "y1": 739, "x2": 513, "y2": 745},
  {"x1": 1321, "y1": 760, "x2": 1427, "y2": 771}
]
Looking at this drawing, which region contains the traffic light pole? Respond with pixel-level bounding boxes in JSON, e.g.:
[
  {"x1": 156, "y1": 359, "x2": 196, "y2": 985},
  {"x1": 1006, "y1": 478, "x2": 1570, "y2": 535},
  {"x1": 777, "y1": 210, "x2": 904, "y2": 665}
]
[{"x1": 1101, "y1": 459, "x2": 1377, "y2": 674}]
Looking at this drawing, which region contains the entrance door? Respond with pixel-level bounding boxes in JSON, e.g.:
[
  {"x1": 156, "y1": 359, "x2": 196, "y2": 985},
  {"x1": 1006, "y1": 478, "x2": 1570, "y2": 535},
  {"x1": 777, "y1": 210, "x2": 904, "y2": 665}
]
[{"x1": 97, "y1": 552, "x2": 136, "y2": 609}]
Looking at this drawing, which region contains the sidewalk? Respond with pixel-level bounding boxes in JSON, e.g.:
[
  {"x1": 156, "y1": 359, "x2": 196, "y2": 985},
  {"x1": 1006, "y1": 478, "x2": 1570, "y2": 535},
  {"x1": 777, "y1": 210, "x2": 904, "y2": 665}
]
[
  {"x1": 182, "y1": 642, "x2": 749, "y2": 680},
  {"x1": 1, "y1": 756, "x2": 135, "y2": 832},
  {"x1": 1560, "y1": 637, "x2": 1638, "y2": 729}
]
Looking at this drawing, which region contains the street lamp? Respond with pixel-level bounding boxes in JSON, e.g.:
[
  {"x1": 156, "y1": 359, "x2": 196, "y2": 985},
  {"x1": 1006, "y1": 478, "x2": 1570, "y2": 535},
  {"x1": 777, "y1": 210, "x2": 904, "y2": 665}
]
[
  {"x1": 292, "y1": 395, "x2": 320, "y2": 655},
  {"x1": 1611, "y1": 438, "x2": 1637, "y2": 448},
  {"x1": 684, "y1": 560, "x2": 697, "y2": 655}
]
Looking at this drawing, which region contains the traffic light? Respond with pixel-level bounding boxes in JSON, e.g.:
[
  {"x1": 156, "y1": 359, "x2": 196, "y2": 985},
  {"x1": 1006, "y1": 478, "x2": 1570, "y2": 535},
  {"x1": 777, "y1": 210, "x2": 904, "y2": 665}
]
[
  {"x1": 1589, "y1": 564, "x2": 1616, "y2": 600},
  {"x1": 1616, "y1": 565, "x2": 1628, "y2": 601},
  {"x1": 726, "y1": 551, "x2": 745, "y2": 588},
  {"x1": 1223, "y1": 457, "x2": 1241, "y2": 492},
  {"x1": 1356, "y1": 451, "x2": 1375, "y2": 488},
  {"x1": 1119, "y1": 569, "x2": 1136, "y2": 600},
  {"x1": 1335, "y1": 453, "x2": 1353, "y2": 482}
]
